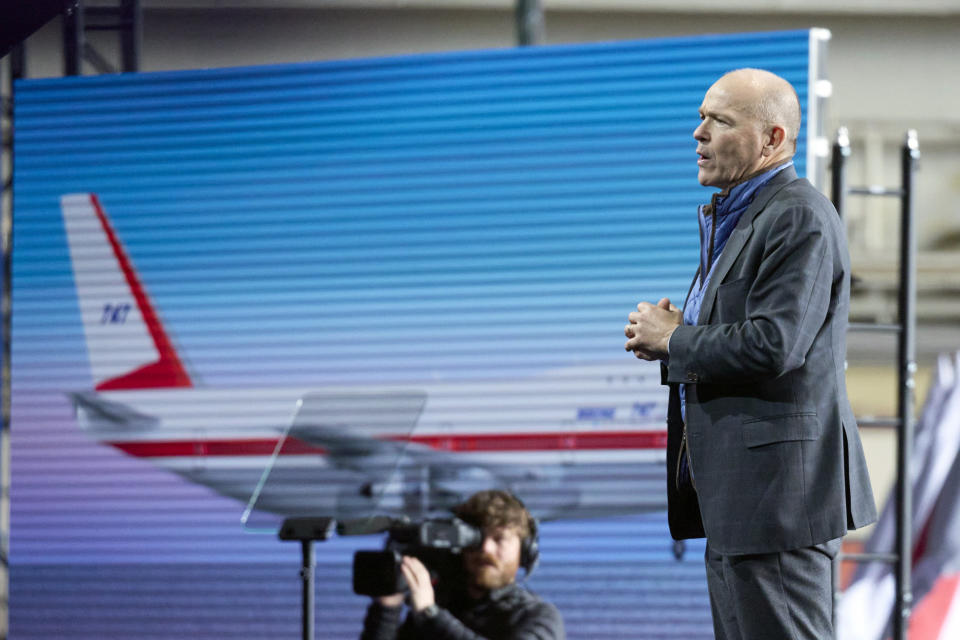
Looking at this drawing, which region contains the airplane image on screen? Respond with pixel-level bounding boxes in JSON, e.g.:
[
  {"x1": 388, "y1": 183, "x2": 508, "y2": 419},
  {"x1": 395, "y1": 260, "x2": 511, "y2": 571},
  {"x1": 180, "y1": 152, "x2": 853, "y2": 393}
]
[{"x1": 60, "y1": 193, "x2": 669, "y2": 528}]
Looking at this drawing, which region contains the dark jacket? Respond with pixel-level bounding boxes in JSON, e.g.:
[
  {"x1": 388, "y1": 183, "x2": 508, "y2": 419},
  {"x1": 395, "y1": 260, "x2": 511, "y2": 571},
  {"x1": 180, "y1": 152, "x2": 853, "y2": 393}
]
[
  {"x1": 664, "y1": 166, "x2": 877, "y2": 555},
  {"x1": 359, "y1": 583, "x2": 564, "y2": 640}
]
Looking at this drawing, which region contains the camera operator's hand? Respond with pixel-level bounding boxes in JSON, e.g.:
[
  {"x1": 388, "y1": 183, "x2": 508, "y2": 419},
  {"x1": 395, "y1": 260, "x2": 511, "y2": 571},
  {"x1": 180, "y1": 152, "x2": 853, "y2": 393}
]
[{"x1": 399, "y1": 556, "x2": 436, "y2": 613}]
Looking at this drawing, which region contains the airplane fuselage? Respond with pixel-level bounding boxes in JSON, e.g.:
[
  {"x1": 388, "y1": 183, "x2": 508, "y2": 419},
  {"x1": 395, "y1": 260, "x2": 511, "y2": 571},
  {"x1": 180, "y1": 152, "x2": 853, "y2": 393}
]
[{"x1": 73, "y1": 362, "x2": 668, "y2": 523}]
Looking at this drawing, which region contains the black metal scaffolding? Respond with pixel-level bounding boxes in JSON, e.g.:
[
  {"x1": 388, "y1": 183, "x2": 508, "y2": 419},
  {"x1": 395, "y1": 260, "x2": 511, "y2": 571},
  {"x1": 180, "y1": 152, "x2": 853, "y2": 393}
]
[
  {"x1": 63, "y1": 0, "x2": 141, "y2": 76},
  {"x1": 832, "y1": 127, "x2": 921, "y2": 640}
]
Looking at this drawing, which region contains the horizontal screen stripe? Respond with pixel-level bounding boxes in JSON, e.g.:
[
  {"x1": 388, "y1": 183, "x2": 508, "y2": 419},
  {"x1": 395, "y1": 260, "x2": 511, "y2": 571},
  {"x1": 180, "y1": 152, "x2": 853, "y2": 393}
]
[
  {"x1": 12, "y1": 120, "x2": 701, "y2": 158},
  {"x1": 15, "y1": 147, "x2": 699, "y2": 181},
  {"x1": 12, "y1": 135, "x2": 695, "y2": 170},
  {"x1": 10, "y1": 196, "x2": 703, "y2": 227}
]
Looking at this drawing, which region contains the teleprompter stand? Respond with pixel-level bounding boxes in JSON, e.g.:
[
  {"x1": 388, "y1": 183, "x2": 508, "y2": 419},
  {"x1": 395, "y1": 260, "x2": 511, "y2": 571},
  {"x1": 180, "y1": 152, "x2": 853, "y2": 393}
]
[{"x1": 279, "y1": 517, "x2": 337, "y2": 640}]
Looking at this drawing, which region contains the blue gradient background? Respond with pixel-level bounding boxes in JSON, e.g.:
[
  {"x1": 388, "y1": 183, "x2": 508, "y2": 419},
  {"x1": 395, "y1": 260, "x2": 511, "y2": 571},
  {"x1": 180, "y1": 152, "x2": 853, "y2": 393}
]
[{"x1": 11, "y1": 31, "x2": 811, "y2": 638}]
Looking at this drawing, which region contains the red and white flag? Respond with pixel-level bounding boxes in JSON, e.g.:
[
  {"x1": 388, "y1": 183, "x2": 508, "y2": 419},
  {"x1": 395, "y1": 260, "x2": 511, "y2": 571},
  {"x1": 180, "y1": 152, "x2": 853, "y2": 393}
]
[
  {"x1": 838, "y1": 352, "x2": 960, "y2": 640},
  {"x1": 910, "y1": 573, "x2": 960, "y2": 640},
  {"x1": 908, "y1": 424, "x2": 960, "y2": 639}
]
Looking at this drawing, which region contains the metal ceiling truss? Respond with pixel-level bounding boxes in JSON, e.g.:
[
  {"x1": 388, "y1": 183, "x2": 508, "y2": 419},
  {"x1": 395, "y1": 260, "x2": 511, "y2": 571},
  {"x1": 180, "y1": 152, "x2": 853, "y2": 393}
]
[{"x1": 62, "y1": 0, "x2": 142, "y2": 76}]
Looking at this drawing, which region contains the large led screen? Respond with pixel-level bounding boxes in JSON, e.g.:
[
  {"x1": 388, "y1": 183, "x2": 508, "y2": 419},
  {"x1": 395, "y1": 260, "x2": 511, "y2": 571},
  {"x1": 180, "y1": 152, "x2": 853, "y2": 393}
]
[{"x1": 11, "y1": 30, "x2": 817, "y2": 638}]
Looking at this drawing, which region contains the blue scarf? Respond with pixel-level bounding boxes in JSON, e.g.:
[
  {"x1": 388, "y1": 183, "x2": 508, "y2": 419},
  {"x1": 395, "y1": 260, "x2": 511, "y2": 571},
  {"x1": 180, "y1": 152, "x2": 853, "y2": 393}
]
[{"x1": 682, "y1": 161, "x2": 793, "y2": 330}]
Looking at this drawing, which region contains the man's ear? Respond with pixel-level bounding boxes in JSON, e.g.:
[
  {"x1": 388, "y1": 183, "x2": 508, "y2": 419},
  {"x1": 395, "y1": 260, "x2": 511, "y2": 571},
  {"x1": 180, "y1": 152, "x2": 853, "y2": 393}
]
[{"x1": 761, "y1": 125, "x2": 787, "y2": 157}]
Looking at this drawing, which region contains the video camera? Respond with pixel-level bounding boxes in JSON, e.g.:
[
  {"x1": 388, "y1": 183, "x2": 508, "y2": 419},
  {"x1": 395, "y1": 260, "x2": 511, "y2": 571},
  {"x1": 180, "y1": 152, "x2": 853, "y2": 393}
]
[{"x1": 351, "y1": 516, "x2": 482, "y2": 597}]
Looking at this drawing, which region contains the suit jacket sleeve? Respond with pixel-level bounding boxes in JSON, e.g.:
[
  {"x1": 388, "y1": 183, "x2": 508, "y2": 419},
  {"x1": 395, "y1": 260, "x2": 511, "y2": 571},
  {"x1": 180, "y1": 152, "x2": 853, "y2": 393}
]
[{"x1": 666, "y1": 198, "x2": 834, "y2": 384}]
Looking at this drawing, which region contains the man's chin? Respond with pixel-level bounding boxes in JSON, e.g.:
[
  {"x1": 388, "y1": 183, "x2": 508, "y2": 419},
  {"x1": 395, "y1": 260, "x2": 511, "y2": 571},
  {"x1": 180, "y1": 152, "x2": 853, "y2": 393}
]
[
  {"x1": 697, "y1": 170, "x2": 721, "y2": 188},
  {"x1": 470, "y1": 567, "x2": 512, "y2": 591}
]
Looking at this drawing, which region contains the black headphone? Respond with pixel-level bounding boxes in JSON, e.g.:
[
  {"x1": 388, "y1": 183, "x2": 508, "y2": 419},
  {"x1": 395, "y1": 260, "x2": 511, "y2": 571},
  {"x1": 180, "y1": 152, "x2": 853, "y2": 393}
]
[
  {"x1": 509, "y1": 492, "x2": 539, "y2": 577},
  {"x1": 520, "y1": 514, "x2": 540, "y2": 577}
]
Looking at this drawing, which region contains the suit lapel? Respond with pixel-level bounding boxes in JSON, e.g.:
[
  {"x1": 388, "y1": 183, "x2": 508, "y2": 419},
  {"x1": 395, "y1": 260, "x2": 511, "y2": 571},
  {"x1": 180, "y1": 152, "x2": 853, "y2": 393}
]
[{"x1": 696, "y1": 166, "x2": 800, "y2": 325}]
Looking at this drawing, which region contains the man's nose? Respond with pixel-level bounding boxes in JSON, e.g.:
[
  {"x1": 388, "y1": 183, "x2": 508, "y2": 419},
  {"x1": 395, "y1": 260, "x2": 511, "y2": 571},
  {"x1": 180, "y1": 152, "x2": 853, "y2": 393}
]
[
  {"x1": 481, "y1": 537, "x2": 498, "y2": 554},
  {"x1": 693, "y1": 120, "x2": 708, "y2": 141}
]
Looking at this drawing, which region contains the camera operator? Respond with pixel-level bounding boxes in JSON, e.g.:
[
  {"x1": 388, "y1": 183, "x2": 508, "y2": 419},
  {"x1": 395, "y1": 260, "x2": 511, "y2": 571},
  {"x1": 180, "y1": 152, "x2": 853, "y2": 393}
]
[{"x1": 359, "y1": 490, "x2": 564, "y2": 640}]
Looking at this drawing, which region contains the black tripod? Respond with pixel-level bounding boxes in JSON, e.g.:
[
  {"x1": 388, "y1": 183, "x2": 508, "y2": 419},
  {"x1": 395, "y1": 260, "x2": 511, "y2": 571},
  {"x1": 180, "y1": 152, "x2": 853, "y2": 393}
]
[{"x1": 278, "y1": 517, "x2": 337, "y2": 640}]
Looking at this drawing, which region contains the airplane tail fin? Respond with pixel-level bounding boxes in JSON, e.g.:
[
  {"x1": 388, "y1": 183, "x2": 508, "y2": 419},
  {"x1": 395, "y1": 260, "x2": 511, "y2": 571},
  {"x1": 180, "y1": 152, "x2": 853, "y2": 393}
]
[{"x1": 60, "y1": 193, "x2": 192, "y2": 391}]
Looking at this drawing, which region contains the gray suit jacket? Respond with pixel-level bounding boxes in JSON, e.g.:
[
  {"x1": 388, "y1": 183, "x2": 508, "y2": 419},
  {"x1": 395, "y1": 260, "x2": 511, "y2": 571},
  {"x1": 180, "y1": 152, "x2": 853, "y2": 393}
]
[{"x1": 663, "y1": 166, "x2": 877, "y2": 555}]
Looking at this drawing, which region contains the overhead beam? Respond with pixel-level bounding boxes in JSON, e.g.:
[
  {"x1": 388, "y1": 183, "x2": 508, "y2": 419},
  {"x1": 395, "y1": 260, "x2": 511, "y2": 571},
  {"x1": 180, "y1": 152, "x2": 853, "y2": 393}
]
[{"x1": 128, "y1": 0, "x2": 960, "y2": 16}]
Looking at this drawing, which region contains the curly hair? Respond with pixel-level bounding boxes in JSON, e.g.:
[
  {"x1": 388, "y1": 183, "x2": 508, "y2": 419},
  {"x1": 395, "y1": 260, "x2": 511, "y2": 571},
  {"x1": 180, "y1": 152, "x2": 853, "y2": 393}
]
[{"x1": 454, "y1": 490, "x2": 532, "y2": 541}]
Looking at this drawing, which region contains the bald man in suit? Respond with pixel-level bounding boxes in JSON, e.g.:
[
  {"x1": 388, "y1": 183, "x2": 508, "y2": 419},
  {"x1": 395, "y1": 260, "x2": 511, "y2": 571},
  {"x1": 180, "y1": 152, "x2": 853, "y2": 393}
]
[{"x1": 624, "y1": 68, "x2": 876, "y2": 640}]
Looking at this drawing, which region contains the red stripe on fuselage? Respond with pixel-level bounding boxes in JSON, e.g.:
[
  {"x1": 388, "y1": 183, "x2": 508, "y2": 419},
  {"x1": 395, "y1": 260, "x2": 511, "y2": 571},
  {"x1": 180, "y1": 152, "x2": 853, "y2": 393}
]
[
  {"x1": 89, "y1": 194, "x2": 192, "y2": 391},
  {"x1": 109, "y1": 430, "x2": 668, "y2": 458},
  {"x1": 113, "y1": 437, "x2": 324, "y2": 458},
  {"x1": 411, "y1": 430, "x2": 667, "y2": 452}
]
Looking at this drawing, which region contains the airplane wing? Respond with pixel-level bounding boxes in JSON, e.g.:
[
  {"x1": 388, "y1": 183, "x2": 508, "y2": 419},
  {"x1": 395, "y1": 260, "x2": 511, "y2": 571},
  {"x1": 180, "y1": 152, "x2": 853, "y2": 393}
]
[
  {"x1": 261, "y1": 390, "x2": 514, "y2": 516},
  {"x1": 69, "y1": 390, "x2": 160, "y2": 432},
  {"x1": 289, "y1": 423, "x2": 424, "y2": 470},
  {"x1": 287, "y1": 390, "x2": 428, "y2": 467}
]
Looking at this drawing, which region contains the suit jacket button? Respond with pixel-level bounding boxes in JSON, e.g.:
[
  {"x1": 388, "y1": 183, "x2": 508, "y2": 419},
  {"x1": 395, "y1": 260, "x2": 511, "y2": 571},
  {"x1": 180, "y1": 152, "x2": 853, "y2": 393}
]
[{"x1": 686, "y1": 372, "x2": 699, "y2": 382}]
